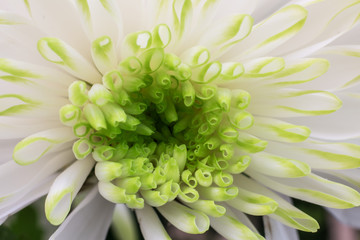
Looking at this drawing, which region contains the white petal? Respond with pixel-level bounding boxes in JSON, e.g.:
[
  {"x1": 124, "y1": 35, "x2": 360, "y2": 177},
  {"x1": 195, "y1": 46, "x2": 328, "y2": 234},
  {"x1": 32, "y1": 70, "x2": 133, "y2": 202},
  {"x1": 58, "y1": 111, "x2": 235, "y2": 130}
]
[
  {"x1": 263, "y1": 215, "x2": 300, "y2": 240},
  {"x1": 227, "y1": 208, "x2": 264, "y2": 238},
  {"x1": 0, "y1": 26, "x2": 50, "y2": 67},
  {"x1": 331, "y1": 19, "x2": 360, "y2": 45},
  {"x1": 0, "y1": 57, "x2": 77, "y2": 89},
  {"x1": 198, "y1": 14, "x2": 253, "y2": 58},
  {"x1": 247, "y1": 171, "x2": 360, "y2": 209},
  {"x1": 157, "y1": 201, "x2": 210, "y2": 234},
  {"x1": 259, "y1": 58, "x2": 329, "y2": 86},
  {"x1": 49, "y1": 186, "x2": 115, "y2": 240},
  {"x1": 135, "y1": 204, "x2": 171, "y2": 240},
  {"x1": 210, "y1": 206, "x2": 261, "y2": 240},
  {"x1": 298, "y1": 45, "x2": 360, "y2": 90},
  {"x1": 0, "y1": 117, "x2": 61, "y2": 139},
  {"x1": 37, "y1": 37, "x2": 101, "y2": 84},
  {"x1": 0, "y1": 0, "x2": 31, "y2": 17},
  {"x1": 13, "y1": 127, "x2": 76, "y2": 165},
  {"x1": 0, "y1": 149, "x2": 74, "y2": 203},
  {"x1": 0, "y1": 139, "x2": 22, "y2": 164},
  {"x1": 248, "y1": 151, "x2": 310, "y2": 178},
  {"x1": 113, "y1": 204, "x2": 140, "y2": 240},
  {"x1": 266, "y1": 140, "x2": 360, "y2": 170},
  {"x1": 327, "y1": 207, "x2": 360, "y2": 229},
  {"x1": 0, "y1": 82, "x2": 68, "y2": 118},
  {"x1": 27, "y1": 0, "x2": 92, "y2": 61},
  {"x1": 288, "y1": 92, "x2": 360, "y2": 140},
  {"x1": 246, "y1": 117, "x2": 311, "y2": 143},
  {"x1": 0, "y1": 175, "x2": 54, "y2": 220},
  {"x1": 251, "y1": 0, "x2": 289, "y2": 23},
  {"x1": 321, "y1": 168, "x2": 360, "y2": 190},
  {"x1": 222, "y1": 4, "x2": 308, "y2": 61},
  {"x1": 45, "y1": 156, "x2": 95, "y2": 225},
  {"x1": 234, "y1": 175, "x2": 319, "y2": 232},
  {"x1": 248, "y1": 88, "x2": 342, "y2": 117},
  {"x1": 71, "y1": 0, "x2": 123, "y2": 45},
  {"x1": 280, "y1": 0, "x2": 360, "y2": 58}
]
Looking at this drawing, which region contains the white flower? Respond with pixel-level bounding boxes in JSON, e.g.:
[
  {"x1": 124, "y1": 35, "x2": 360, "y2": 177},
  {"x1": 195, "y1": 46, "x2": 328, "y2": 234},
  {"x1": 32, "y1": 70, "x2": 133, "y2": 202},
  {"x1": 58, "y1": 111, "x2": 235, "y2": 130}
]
[{"x1": 1, "y1": 0, "x2": 360, "y2": 239}]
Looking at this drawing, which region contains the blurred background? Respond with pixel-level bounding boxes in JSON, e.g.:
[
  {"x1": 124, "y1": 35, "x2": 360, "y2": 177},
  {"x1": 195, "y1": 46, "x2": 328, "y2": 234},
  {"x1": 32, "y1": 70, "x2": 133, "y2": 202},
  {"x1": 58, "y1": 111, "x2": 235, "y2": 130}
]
[{"x1": 1, "y1": 197, "x2": 359, "y2": 240}]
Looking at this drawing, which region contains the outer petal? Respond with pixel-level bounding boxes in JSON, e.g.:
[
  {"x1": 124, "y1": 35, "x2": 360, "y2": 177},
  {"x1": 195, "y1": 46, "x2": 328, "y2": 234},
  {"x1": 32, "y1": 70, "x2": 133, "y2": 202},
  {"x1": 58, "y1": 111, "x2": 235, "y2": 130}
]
[
  {"x1": 71, "y1": 0, "x2": 123, "y2": 47},
  {"x1": 27, "y1": 0, "x2": 92, "y2": 60},
  {"x1": 13, "y1": 127, "x2": 76, "y2": 165},
  {"x1": 266, "y1": 140, "x2": 360, "y2": 170},
  {"x1": 288, "y1": 93, "x2": 360, "y2": 140},
  {"x1": 113, "y1": 204, "x2": 140, "y2": 240},
  {"x1": 299, "y1": 45, "x2": 360, "y2": 90},
  {"x1": 210, "y1": 207, "x2": 261, "y2": 240},
  {"x1": 0, "y1": 0, "x2": 31, "y2": 17},
  {"x1": 247, "y1": 171, "x2": 360, "y2": 209},
  {"x1": 0, "y1": 14, "x2": 51, "y2": 65},
  {"x1": 235, "y1": 175, "x2": 319, "y2": 232},
  {"x1": 276, "y1": 0, "x2": 360, "y2": 57},
  {"x1": 0, "y1": 150, "x2": 74, "y2": 205},
  {"x1": 251, "y1": 0, "x2": 290, "y2": 23},
  {"x1": 0, "y1": 175, "x2": 55, "y2": 220},
  {"x1": 264, "y1": 215, "x2": 300, "y2": 240},
  {"x1": 45, "y1": 156, "x2": 95, "y2": 225},
  {"x1": 248, "y1": 88, "x2": 342, "y2": 118},
  {"x1": 49, "y1": 186, "x2": 115, "y2": 240},
  {"x1": 136, "y1": 204, "x2": 171, "y2": 240},
  {"x1": 327, "y1": 207, "x2": 360, "y2": 229},
  {"x1": 222, "y1": 4, "x2": 308, "y2": 61}
]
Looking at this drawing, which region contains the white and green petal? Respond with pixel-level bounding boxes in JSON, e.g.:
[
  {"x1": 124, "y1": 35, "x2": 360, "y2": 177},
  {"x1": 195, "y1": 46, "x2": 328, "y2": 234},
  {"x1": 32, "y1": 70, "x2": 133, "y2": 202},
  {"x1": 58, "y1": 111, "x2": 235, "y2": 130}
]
[
  {"x1": 279, "y1": 0, "x2": 360, "y2": 58},
  {"x1": 135, "y1": 204, "x2": 171, "y2": 240},
  {"x1": 223, "y1": 4, "x2": 308, "y2": 60},
  {"x1": 49, "y1": 186, "x2": 115, "y2": 240},
  {"x1": 248, "y1": 88, "x2": 342, "y2": 117},
  {"x1": 0, "y1": 150, "x2": 74, "y2": 206},
  {"x1": 248, "y1": 171, "x2": 360, "y2": 209},
  {"x1": 157, "y1": 201, "x2": 210, "y2": 234},
  {"x1": 13, "y1": 127, "x2": 76, "y2": 165},
  {"x1": 113, "y1": 204, "x2": 140, "y2": 240},
  {"x1": 235, "y1": 175, "x2": 320, "y2": 232},
  {"x1": 210, "y1": 207, "x2": 262, "y2": 240},
  {"x1": 45, "y1": 156, "x2": 95, "y2": 225},
  {"x1": 266, "y1": 140, "x2": 360, "y2": 170},
  {"x1": 263, "y1": 214, "x2": 300, "y2": 240}
]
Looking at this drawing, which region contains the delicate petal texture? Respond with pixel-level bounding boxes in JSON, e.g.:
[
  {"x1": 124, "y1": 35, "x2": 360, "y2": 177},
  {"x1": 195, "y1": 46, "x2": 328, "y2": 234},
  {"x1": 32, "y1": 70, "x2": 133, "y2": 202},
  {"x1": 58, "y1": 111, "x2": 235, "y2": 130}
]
[
  {"x1": 279, "y1": 0, "x2": 360, "y2": 57},
  {"x1": 13, "y1": 127, "x2": 75, "y2": 165},
  {"x1": 27, "y1": 0, "x2": 91, "y2": 60},
  {"x1": 113, "y1": 204, "x2": 140, "y2": 240},
  {"x1": 210, "y1": 207, "x2": 261, "y2": 240},
  {"x1": 327, "y1": 207, "x2": 360, "y2": 229},
  {"x1": 49, "y1": 187, "x2": 115, "y2": 240},
  {"x1": 264, "y1": 215, "x2": 300, "y2": 240},
  {"x1": 45, "y1": 156, "x2": 95, "y2": 225},
  {"x1": 223, "y1": 4, "x2": 308, "y2": 60},
  {"x1": 0, "y1": 175, "x2": 55, "y2": 220},
  {"x1": 248, "y1": 171, "x2": 360, "y2": 209},
  {"x1": 136, "y1": 204, "x2": 171, "y2": 240},
  {"x1": 0, "y1": 150, "x2": 74, "y2": 203}
]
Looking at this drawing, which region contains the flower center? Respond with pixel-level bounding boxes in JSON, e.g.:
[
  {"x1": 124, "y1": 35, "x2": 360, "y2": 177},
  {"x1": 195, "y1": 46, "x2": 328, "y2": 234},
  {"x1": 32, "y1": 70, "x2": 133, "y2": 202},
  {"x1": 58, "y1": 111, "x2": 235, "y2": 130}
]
[{"x1": 59, "y1": 24, "x2": 263, "y2": 209}]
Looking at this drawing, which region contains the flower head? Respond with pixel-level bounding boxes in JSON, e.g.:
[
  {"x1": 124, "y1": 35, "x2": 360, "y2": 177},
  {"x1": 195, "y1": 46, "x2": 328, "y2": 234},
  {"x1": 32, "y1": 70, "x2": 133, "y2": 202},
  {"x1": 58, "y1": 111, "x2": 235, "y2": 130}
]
[{"x1": 1, "y1": 0, "x2": 360, "y2": 239}]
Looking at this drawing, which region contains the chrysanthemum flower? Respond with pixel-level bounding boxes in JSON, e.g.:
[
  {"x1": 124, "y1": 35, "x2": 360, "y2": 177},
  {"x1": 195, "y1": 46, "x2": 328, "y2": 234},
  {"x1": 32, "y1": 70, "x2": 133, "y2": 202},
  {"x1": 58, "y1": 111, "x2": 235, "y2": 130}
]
[{"x1": 1, "y1": 0, "x2": 360, "y2": 239}]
